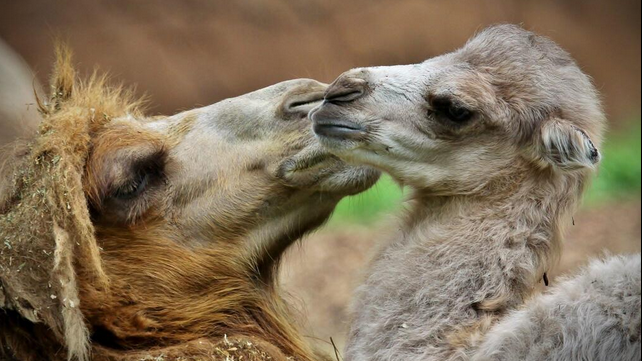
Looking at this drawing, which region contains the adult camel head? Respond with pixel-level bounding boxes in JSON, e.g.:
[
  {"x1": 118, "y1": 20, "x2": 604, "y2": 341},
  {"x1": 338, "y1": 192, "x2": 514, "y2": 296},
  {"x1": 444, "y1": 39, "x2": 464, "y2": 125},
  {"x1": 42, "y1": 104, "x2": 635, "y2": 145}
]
[{"x1": 0, "y1": 46, "x2": 378, "y2": 361}]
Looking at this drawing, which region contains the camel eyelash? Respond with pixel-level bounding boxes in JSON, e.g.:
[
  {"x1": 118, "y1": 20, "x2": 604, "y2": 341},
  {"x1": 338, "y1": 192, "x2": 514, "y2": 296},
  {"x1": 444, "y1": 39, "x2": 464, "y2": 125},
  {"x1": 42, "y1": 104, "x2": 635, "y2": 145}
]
[
  {"x1": 111, "y1": 149, "x2": 168, "y2": 201},
  {"x1": 113, "y1": 172, "x2": 151, "y2": 200}
]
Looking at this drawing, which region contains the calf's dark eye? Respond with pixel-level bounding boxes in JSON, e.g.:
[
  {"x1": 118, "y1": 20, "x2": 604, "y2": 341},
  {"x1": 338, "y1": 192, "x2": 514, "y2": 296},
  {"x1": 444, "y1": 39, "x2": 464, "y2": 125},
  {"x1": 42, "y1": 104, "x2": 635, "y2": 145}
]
[
  {"x1": 428, "y1": 96, "x2": 474, "y2": 124},
  {"x1": 447, "y1": 106, "x2": 472, "y2": 123}
]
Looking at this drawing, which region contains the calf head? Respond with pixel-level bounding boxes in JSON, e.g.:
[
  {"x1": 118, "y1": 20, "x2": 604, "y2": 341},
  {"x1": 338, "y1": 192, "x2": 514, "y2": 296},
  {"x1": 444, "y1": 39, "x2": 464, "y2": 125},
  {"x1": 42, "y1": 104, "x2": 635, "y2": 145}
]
[{"x1": 311, "y1": 24, "x2": 604, "y2": 195}]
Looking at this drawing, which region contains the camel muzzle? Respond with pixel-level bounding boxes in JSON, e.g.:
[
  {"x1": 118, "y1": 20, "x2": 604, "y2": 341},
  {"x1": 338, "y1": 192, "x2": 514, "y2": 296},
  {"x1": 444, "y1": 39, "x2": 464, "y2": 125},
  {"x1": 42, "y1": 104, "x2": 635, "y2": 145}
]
[{"x1": 312, "y1": 118, "x2": 366, "y2": 141}]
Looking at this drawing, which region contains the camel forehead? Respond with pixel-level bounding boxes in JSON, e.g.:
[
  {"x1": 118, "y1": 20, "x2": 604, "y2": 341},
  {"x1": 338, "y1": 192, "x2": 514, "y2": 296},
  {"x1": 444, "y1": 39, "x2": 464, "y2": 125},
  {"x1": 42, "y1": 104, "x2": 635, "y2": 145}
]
[
  {"x1": 403, "y1": 25, "x2": 575, "y2": 88},
  {"x1": 131, "y1": 79, "x2": 324, "y2": 131},
  {"x1": 240, "y1": 78, "x2": 324, "y2": 100},
  {"x1": 381, "y1": 25, "x2": 594, "y2": 122},
  {"x1": 459, "y1": 25, "x2": 572, "y2": 66},
  {"x1": 110, "y1": 97, "x2": 275, "y2": 142}
]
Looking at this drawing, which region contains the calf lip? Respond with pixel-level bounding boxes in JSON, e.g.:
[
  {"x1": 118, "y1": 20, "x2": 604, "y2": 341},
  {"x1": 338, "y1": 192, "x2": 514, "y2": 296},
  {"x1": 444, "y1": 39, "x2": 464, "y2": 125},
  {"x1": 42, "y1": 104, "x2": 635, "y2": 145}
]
[
  {"x1": 311, "y1": 108, "x2": 367, "y2": 141},
  {"x1": 313, "y1": 122, "x2": 366, "y2": 141}
]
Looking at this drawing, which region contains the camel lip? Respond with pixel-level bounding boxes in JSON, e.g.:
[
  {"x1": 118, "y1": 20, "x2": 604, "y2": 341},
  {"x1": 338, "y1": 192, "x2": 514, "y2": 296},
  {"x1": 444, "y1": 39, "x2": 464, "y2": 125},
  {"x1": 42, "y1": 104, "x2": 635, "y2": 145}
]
[
  {"x1": 308, "y1": 101, "x2": 367, "y2": 136},
  {"x1": 310, "y1": 104, "x2": 367, "y2": 142},
  {"x1": 313, "y1": 121, "x2": 367, "y2": 141}
]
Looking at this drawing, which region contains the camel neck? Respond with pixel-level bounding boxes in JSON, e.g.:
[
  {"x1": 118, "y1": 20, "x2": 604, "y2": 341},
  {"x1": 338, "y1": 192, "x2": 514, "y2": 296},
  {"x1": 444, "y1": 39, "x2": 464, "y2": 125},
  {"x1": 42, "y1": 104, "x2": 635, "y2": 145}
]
[
  {"x1": 400, "y1": 169, "x2": 584, "y2": 302},
  {"x1": 406, "y1": 168, "x2": 581, "y2": 241},
  {"x1": 343, "y1": 170, "x2": 585, "y2": 359}
]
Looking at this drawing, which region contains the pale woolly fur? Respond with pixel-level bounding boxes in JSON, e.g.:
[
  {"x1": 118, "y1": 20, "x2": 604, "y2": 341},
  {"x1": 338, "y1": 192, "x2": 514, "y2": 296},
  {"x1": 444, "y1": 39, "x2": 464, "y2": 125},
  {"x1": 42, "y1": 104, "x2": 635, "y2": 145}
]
[
  {"x1": 472, "y1": 254, "x2": 641, "y2": 361},
  {"x1": 310, "y1": 25, "x2": 636, "y2": 361},
  {"x1": 53, "y1": 224, "x2": 91, "y2": 361}
]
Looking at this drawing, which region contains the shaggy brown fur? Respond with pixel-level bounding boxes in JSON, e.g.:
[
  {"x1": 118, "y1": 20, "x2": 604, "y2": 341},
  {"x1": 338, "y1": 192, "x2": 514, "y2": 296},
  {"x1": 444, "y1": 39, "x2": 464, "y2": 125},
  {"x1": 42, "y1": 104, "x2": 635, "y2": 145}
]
[
  {"x1": 1, "y1": 46, "x2": 366, "y2": 361},
  {"x1": 1, "y1": 45, "x2": 114, "y2": 361}
]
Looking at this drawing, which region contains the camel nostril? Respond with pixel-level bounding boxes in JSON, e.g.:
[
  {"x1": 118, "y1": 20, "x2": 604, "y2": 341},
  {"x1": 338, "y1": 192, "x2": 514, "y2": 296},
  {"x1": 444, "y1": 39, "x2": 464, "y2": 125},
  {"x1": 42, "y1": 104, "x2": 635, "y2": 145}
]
[
  {"x1": 324, "y1": 77, "x2": 367, "y2": 104},
  {"x1": 325, "y1": 89, "x2": 363, "y2": 104},
  {"x1": 283, "y1": 91, "x2": 325, "y2": 117}
]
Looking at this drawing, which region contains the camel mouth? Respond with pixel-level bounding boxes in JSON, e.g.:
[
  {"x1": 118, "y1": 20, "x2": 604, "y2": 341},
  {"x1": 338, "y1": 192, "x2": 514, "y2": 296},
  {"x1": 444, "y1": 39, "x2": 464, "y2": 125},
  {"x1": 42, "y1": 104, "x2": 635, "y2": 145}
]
[
  {"x1": 276, "y1": 143, "x2": 378, "y2": 192},
  {"x1": 276, "y1": 146, "x2": 334, "y2": 180},
  {"x1": 309, "y1": 103, "x2": 369, "y2": 144},
  {"x1": 313, "y1": 119, "x2": 367, "y2": 141}
]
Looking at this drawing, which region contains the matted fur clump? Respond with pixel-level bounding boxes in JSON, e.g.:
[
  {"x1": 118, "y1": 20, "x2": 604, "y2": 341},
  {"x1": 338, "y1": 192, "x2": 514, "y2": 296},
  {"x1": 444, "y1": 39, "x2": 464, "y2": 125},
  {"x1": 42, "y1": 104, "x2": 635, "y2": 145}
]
[
  {"x1": 0, "y1": 47, "x2": 289, "y2": 361},
  {"x1": 0, "y1": 45, "x2": 137, "y2": 360}
]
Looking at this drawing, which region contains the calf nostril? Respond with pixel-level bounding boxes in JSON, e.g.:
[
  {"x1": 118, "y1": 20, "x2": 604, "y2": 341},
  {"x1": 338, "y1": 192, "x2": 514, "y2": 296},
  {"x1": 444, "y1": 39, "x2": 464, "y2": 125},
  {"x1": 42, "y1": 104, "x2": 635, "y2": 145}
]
[
  {"x1": 325, "y1": 89, "x2": 363, "y2": 103},
  {"x1": 324, "y1": 77, "x2": 367, "y2": 104}
]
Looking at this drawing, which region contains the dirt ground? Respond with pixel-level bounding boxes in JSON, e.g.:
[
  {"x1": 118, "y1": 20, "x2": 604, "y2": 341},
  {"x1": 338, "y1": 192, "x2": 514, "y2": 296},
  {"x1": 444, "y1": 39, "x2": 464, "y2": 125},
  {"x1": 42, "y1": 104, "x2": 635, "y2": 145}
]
[{"x1": 280, "y1": 200, "x2": 642, "y2": 354}]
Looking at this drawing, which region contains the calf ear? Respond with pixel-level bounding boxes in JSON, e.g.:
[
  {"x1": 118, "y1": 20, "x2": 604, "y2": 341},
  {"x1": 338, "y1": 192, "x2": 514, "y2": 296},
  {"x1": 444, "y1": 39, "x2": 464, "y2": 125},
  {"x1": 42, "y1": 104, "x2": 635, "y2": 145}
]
[{"x1": 535, "y1": 118, "x2": 600, "y2": 171}]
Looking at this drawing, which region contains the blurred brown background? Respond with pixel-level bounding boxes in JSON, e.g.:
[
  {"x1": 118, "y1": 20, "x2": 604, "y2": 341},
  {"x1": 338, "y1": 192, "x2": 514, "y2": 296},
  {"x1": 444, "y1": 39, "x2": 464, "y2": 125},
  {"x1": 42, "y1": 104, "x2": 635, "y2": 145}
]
[
  {"x1": 1, "y1": 0, "x2": 640, "y2": 355},
  {"x1": 0, "y1": 0, "x2": 640, "y2": 120}
]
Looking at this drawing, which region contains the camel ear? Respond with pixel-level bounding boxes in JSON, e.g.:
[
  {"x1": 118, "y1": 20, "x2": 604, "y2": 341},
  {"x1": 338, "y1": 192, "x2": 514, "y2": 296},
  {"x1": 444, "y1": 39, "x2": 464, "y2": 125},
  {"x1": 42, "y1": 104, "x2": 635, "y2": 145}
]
[
  {"x1": 536, "y1": 118, "x2": 600, "y2": 171},
  {"x1": 42, "y1": 43, "x2": 76, "y2": 113}
]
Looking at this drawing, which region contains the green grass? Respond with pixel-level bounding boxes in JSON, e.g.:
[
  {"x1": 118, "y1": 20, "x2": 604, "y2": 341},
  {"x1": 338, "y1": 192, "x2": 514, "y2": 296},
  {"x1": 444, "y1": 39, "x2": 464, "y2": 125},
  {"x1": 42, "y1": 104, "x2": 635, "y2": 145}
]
[
  {"x1": 328, "y1": 117, "x2": 641, "y2": 227},
  {"x1": 328, "y1": 174, "x2": 405, "y2": 226}
]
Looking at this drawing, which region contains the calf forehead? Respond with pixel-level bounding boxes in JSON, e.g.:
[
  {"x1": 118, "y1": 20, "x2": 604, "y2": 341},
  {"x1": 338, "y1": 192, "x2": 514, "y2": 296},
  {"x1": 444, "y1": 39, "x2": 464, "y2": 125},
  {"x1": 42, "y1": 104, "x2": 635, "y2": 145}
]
[
  {"x1": 461, "y1": 25, "x2": 573, "y2": 68},
  {"x1": 445, "y1": 27, "x2": 587, "y2": 117}
]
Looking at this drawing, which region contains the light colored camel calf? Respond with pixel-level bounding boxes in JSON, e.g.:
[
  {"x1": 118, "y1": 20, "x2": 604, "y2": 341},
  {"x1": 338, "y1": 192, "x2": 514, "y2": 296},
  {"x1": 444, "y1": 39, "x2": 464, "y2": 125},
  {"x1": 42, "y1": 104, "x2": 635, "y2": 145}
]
[{"x1": 311, "y1": 24, "x2": 638, "y2": 360}]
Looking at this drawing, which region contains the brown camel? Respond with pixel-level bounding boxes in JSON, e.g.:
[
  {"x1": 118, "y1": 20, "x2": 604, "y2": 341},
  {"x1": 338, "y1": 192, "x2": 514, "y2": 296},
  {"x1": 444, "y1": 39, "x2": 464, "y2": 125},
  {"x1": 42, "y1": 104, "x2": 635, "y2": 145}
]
[{"x1": 0, "y1": 46, "x2": 379, "y2": 361}]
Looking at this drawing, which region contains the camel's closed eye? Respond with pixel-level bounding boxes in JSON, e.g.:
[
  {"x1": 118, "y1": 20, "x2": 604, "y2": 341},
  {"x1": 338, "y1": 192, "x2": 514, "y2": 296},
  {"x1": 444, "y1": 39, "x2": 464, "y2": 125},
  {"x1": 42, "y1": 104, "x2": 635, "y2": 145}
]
[
  {"x1": 87, "y1": 142, "x2": 168, "y2": 224},
  {"x1": 109, "y1": 151, "x2": 166, "y2": 201}
]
